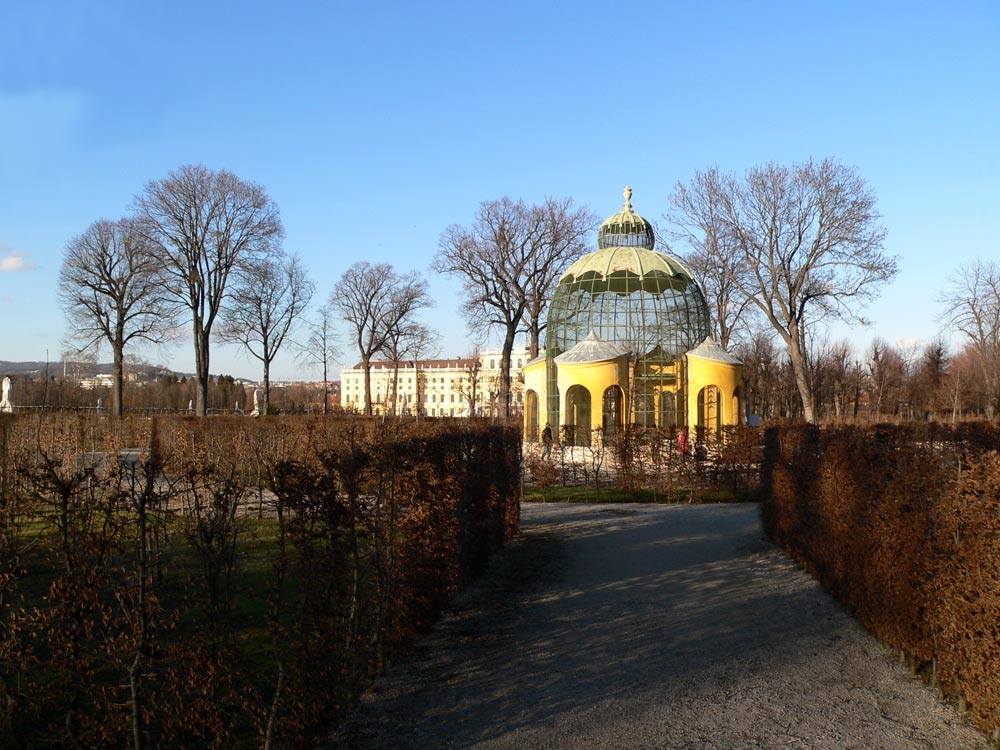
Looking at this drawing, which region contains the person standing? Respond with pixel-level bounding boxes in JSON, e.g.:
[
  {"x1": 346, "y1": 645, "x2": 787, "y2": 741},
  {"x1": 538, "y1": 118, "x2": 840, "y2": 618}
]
[{"x1": 542, "y1": 422, "x2": 553, "y2": 459}]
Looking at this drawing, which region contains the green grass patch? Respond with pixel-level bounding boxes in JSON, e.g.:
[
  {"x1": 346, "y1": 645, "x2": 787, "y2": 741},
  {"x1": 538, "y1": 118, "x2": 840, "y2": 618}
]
[{"x1": 522, "y1": 484, "x2": 759, "y2": 504}]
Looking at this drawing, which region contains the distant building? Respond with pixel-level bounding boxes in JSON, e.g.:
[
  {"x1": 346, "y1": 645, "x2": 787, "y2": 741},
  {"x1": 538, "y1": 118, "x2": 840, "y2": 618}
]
[
  {"x1": 78, "y1": 373, "x2": 114, "y2": 390},
  {"x1": 340, "y1": 347, "x2": 530, "y2": 417}
]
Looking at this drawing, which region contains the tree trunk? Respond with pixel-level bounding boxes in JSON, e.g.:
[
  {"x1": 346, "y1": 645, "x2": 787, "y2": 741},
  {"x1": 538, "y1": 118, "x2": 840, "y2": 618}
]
[
  {"x1": 322, "y1": 357, "x2": 329, "y2": 415},
  {"x1": 263, "y1": 359, "x2": 271, "y2": 415},
  {"x1": 363, "y1": 356, "x2": 373, "y2": 416},
  {"x1": 113, "y1": 330, "x2": 125, "y2": 417},
  {"x1": 528, "y1": 319, "x2": 541, "y2": 360},
  {"x1": 499, "y1": 325, "x2": 516, "y2": 419},
  {"x1": 415, "y1": 366, "x2": 424, "y2": 419},
  {"x1": 787, "y1": 337, "x2": 817, "y2": 423},
  {"x1": 194, "y1": 326, "x2": 210, "y2": 416},
  {"x1": 391, "y1": 363, "x2": 399, "y2": 417}
]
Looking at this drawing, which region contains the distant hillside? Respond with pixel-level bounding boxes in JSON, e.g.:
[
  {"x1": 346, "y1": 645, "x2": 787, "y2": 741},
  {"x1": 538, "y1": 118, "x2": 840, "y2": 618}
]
[{"x1": 0, "y1": 361, "x2": 179, "y2": 379}]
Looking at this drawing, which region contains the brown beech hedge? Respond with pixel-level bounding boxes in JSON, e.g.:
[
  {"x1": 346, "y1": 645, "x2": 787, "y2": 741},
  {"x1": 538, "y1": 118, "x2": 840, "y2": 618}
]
[
  {"x1": 0, "y1": 413, "x2": 520, "y2": 749},
  {"x1": 761, "y1": 423, "x2": 1000, "y2": 733}
]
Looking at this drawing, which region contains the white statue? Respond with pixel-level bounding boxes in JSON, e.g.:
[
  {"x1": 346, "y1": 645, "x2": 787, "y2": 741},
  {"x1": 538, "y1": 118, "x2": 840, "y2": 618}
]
[
  {"x1": 250, "y1": 388, "x2": 263, "y2": 417},
  {"x1": 188, "y1": 399, "x2": 194, "y2": 413},
  {"x1": 96, "y1": 398, "x2": 103, "y2": 415},
  {"x1": 0, "y1": 377, "x2": 12, "y2": 413}
]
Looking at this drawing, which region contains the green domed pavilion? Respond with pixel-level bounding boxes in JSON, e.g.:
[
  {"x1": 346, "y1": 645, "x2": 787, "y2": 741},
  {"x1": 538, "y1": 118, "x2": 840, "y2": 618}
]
[{"x1": 523, "y1": 187, "x2": 742, "y2": 444}]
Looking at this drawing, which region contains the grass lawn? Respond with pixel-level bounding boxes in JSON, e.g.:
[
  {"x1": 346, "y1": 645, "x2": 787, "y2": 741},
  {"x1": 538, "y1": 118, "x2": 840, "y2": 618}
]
[{"x1": 522, "y1": 484, "x2": 759, "y2": 504}]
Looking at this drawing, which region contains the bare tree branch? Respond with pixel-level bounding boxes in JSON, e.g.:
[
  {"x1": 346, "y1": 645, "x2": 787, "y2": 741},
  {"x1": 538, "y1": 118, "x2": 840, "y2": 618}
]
[
  {"x1": 295, "y1": 302, "x2": 340, "y2": 415},
  {"x1": 332, "y1": 262, "x2": 430, "y2": 416},
  {"x1": 434, "y1": 195, "x2": 593, "y2": 418},
  {"x1": 938, "y1": 258, "x2": 1000, "y2": 419},
  {"x1": 58, "y1": 217, "x2": 181, "y2": 415},
  {"x1": 220, "y1": 253, "x2": 314, "y2": 413},
  {"x1": 135, "y1": 164, "x2": 283, "y2": 415},
  {"x1": 668, "y1": 159, "x2": 895, "y2": 422}
]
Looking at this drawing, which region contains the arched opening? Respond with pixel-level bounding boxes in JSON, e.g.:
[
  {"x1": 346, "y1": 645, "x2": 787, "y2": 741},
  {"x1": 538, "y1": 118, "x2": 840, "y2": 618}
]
[
  {"x1": 602, "y1": 385, "x2": 623, "y2": 437},
  {"x1": 659, "y1": 390, "x2": 678, "y2": 428},
  {"x1": 525, "y1": 390, "x2": 539, "y2": 441},
  {"x1": 732, "y1": 386, "x2": 742, "y2": 426},
  {"x1": 565, "y1": 384, "x2": 591, "y2": 447},
  {"x1": 697, "y1": 385, "x2": 722, "y2": 436}
]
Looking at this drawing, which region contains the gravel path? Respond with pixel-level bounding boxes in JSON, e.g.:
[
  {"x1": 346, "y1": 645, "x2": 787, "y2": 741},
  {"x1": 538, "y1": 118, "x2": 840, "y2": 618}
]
[{"x1": 329, "y1": 503, "x2": 989, "y2": 749}]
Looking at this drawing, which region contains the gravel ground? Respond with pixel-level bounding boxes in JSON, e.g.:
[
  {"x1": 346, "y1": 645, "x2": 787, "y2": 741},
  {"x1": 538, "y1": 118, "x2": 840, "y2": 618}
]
[{"x1": 328, "y1": 503, "x2": 990, "y2": 749}]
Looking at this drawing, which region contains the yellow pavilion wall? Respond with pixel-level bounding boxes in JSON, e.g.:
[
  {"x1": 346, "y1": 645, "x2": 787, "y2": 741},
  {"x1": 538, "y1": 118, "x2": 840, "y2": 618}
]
[{"x1": 685, "y1": 356, "x2": 743, "y2": 428}]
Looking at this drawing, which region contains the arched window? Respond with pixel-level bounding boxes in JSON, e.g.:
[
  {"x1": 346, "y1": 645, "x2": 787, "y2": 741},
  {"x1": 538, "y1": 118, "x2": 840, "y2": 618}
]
[
  {"x1": 602, "y1": 385, "x2": 624, "y2": 436},
  {"x1": 634, "y1": 389, "x2": 655, "y2": 427},
  {"x1": 490, "y1": 359, "x2": 496, "y2": 369}
]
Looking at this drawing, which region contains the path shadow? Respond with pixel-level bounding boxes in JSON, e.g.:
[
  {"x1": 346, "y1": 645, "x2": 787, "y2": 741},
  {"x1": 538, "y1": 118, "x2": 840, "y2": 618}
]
[{"x1": 327, "y1": 504, "x2": 908, "y2": 748}]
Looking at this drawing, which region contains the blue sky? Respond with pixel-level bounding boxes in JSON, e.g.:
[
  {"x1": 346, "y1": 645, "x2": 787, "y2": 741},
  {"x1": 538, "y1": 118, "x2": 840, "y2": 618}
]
[{"x1": 1, "y1": 1, "x2": 997, "y2": 381}]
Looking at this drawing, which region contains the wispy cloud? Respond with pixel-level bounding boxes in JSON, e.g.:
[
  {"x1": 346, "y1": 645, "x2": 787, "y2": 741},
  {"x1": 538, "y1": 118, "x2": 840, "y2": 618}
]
[{"x1": 0, "y1": 246, "x2": 37, "y2": 272}]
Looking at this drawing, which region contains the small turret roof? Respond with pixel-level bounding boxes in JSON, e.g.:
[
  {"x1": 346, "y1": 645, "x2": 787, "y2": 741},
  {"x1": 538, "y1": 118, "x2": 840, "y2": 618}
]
[
  {"x1": 554, "y1": 330, "x2": 629, "y2": 364},
  {"x1": 686, "y1": 337, "x2": 742, "y2": 365}
]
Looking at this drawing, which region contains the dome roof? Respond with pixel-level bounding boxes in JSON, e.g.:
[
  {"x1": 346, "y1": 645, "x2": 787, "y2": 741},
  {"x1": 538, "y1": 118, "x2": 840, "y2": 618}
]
[
  {"x1": 558, "y1": 245, "x2": 698, "y2": 296},
  {"x1": 544, "y1": 186, "x2": 712, "y2": 363},
  {"x1": 597, "y1": 185, "x2": 655, "y2": 249}
]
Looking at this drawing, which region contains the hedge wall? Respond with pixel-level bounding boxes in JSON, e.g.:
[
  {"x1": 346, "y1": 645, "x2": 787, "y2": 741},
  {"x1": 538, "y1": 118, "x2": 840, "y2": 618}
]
[
  {"x1": 761, "y1": 423, "x2": 1000, "y2": 733},
  {"x1": 0, "y1": 413, "x2": 520, "y2": 749}
]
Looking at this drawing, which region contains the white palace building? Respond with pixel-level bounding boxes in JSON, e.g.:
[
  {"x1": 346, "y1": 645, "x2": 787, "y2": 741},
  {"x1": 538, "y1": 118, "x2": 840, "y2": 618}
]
[{"x1": 339, "y1": 346, "x2": 530, "y2": 417}]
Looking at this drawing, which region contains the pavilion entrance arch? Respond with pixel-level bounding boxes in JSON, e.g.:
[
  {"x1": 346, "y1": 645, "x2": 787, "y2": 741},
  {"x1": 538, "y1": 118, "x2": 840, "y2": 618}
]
[
  {"x1": 565, "y1": 384, "x2": 592, "y2": 447},
  {"x1": 525, "y1": 390, "x2": 539, "y2": 441},
  {"x1": 697, "y1": 385, "x2": 722, "y2": 437},
  {"x1": 602, "y1": 385, "x2": 624, "y2": 437}
]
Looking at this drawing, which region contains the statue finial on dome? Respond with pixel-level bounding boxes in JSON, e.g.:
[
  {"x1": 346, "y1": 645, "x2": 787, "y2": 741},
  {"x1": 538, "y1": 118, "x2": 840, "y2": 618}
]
[{"x1": 623, "y1": 185, "x2": 632, "y2": 211}]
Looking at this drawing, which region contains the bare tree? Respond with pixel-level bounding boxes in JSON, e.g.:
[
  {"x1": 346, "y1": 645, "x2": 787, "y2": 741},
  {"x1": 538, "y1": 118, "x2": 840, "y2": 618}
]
[
  {"x1": 522, "y1": 198, "x2": 597, "y2": 358},
  {"x1": 221, "y1": 254, "x2": 314, "y2": 414},
  {"x1": 58, "y1": 218, "x2": 179, "y2": 415},
  {"x1": 395, "y1": 324, "x2": 440, "y2": 419},
  {"x1": 332, "y1": 262, "x2": 429, "y2": 416},
  {"x1": 867, "y1": 337, "x2": 907, "y2": 418},
  {"x1": 296, "y1": 302, "x2": 339, "y2": 415},
  {"x1": 666, "y1": 168, "x2": 756, "y2": 350},
  {"x1": 437, "y1": 197, "x2": 585, "y2": 418},
  {"x1": 379, "y1": 277, "x2": 433, "y2": 417},
  {"x1": 435, "y1": 199, "x2": 531, "y2": 419},
  {"x1": 911, "y1": 338, "x2": 949, "y2": 420},
  {"x1": 381, "y1": 320, "x2": 435, "y2": 417},
  {"x1": 455, "y1": 348, "x2": 484, "y2": 417},
  {"x1": 807, "y1": 337, "x2": 856, "y2": 420},
  {"x1": 136, "y1": 164, "x2": 283, "y2": 416},
  {"x1": 938, "y1": 259, "x2": 1000, "y2": 420},
  {"x1": 668, "y1": 159, "x2": 896, "y2": 422},
  {"x1": 947, "y1": 343, "x2": 979, "y2": 421}
]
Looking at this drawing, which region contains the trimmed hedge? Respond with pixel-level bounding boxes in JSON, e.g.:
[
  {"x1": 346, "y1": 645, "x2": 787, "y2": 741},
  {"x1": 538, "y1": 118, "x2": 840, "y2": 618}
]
[
  {"x1": 0, "y1": 413, "x2": 520, "y2": 748},
  {"x1": 762, "y1": 423, "x2": 1000, "y2": 732}
]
